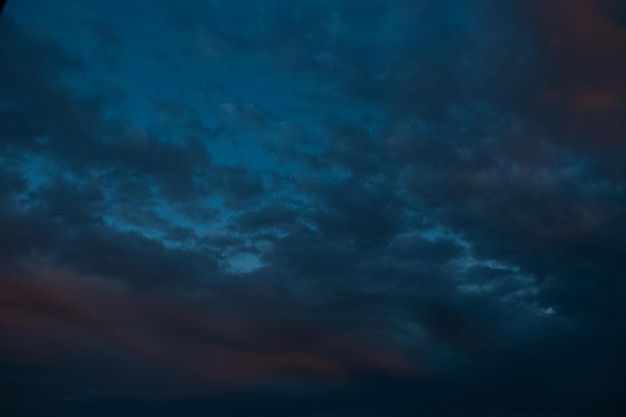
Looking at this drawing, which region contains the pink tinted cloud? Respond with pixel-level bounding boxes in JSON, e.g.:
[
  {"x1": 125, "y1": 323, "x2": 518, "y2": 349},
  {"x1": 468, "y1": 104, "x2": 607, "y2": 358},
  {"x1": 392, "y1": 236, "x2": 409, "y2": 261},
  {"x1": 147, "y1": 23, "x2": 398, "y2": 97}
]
[
  {"x1": 533, "y1": 0, "x2": 626, "y2": 141},
  {"x1": 0, "y1": 266, "x2": 415, "y2": 395}
]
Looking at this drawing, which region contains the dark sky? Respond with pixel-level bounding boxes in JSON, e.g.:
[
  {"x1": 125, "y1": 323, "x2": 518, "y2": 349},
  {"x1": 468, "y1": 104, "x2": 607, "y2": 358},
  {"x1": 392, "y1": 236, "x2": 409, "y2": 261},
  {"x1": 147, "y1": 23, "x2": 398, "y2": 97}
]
[{"x1": 1, "y1": 1, "x2": 626, "y2": 416}]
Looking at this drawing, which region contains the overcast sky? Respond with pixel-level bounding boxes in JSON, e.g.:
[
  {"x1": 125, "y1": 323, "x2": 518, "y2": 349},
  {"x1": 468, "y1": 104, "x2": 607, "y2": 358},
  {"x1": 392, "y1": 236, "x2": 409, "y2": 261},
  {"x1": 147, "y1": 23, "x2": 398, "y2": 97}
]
[{"x1": 1, "y1": 1, "x2": 626, "y2": 416}]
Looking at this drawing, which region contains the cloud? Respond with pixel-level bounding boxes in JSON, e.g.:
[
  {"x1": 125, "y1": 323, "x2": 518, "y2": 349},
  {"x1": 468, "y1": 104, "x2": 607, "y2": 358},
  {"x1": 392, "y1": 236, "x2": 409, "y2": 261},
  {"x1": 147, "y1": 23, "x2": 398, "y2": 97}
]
[
  {"x1": 0, "y1": 266, "x2": 414, "y2": 393},
  {"x1": 532, "y1": 0, "x2": 626, "y2": 143},
  {"x1": 1, "y1": 1, "x2": 626, "y2": 415}
]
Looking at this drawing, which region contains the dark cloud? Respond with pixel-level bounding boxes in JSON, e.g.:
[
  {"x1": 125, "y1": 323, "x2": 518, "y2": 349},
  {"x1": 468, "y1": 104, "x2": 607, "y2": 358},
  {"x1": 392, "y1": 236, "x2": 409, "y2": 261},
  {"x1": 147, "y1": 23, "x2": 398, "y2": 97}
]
[
  {"x1": 1, "y1": 1, "x2": 626, "y2": 416},
  {"x1": 235, "y1": 204, "x2": 298, "y2": 233},
  {"x1": 0, "y1": 267, "x2": 413, "y2": 398}
]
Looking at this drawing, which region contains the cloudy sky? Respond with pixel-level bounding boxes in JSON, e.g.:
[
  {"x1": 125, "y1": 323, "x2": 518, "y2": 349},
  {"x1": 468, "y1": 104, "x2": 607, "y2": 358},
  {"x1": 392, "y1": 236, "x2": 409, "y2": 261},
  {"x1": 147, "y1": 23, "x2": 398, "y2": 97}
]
[{"x1": 1, "y1": 0, "x2": 626, "y2": 415}]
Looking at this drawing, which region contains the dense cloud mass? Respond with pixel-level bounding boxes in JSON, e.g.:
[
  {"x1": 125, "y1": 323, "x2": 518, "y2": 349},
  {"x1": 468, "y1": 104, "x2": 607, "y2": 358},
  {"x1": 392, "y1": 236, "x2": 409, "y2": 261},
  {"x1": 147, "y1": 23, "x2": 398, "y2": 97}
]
[{"x1": 1, "y1": 1, "x2": 626, "y2": 416}]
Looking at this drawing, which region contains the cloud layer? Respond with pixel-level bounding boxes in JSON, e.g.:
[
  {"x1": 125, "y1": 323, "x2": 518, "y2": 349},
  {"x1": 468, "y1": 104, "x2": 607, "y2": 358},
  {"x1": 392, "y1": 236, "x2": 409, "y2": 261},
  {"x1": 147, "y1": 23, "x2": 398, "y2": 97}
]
[{"x1": 1, "y1": 1, "x2": 626, "y2": 416}]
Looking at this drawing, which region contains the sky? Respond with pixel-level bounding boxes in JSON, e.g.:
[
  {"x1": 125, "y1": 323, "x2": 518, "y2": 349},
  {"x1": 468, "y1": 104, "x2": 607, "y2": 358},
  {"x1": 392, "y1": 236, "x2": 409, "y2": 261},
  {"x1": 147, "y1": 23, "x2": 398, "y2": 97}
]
[{"x1": 1, "y1": 0, "x2": 626, "y2": 416}]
